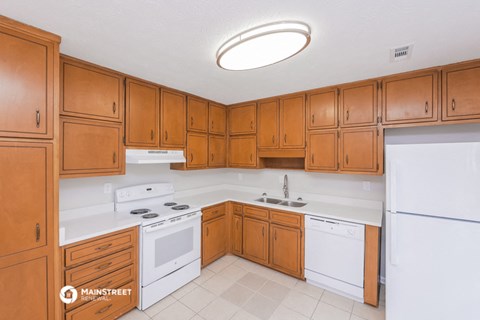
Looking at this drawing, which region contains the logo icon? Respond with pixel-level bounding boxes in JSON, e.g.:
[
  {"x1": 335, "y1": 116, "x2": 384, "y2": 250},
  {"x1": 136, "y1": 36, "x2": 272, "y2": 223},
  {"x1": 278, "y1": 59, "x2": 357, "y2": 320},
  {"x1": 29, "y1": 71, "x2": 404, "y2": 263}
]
[{"x1": 59, "y1": 285, "x2": 78, "y2": 304}]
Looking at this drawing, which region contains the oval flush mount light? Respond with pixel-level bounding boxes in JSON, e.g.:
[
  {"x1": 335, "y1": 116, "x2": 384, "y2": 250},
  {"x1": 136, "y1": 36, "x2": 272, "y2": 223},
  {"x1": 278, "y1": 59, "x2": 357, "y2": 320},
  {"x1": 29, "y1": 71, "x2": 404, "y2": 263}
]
[{"x1": 216, "y1": 21, "x2": 311, "y2": 71}]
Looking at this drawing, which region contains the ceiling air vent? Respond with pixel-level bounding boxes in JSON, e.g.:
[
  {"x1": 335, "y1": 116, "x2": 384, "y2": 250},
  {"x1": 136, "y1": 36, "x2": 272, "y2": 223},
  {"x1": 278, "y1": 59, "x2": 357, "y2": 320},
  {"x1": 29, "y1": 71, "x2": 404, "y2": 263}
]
[{"x1": 390, "y1": 43, "x2": 414, "y2": 62}]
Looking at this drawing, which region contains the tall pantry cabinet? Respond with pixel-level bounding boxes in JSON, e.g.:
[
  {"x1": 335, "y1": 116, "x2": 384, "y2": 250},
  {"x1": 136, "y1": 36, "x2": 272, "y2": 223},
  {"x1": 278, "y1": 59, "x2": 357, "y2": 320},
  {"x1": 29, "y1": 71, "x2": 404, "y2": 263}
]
[{"x1": 0, "y1": 16, "x2": 60, "y2": 320}]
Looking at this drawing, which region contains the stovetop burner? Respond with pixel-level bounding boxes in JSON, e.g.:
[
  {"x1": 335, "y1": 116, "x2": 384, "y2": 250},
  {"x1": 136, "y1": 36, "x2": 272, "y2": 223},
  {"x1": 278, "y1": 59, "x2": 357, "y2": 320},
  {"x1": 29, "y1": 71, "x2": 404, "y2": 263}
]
[
  {"x1": 172, "y1": 204, "x2": 190, "y2": 210},
  {"x1": 142, "y1": 213, "x2": 159, "y2": 219},
  {"x1": 164, "y1": 202, "x2": 177, "y2": 207},
  {"x1": 131, "y1": 208, "x2": 151, "y2": 215}
]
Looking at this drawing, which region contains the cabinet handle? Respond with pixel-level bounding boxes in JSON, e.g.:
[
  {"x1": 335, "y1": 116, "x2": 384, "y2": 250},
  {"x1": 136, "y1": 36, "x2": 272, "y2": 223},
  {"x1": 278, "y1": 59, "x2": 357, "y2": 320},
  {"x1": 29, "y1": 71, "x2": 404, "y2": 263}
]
[
  {"x1": 250, "y1": 120, "x2": 254, "y2": 130},
  {"x1": 311, "y1": 154, "x2": 315, "y2": 164},
  {"x1": 425, "y1": 101, "x2": 428, "y2": 113},
  {"x1": 346, "y1": 154, "x2": 349, "y2": 165},
  {"x1": 99, "y1": 280, "x2": 113, "y2": 289},
  {"x1": 235, "y1": 220, "x2": 238, "y2": 229},
  {"x1": 312, "y1": 114, "x2": 315, "y2": 124},
  {"x1": 274, "y1": 229, "x2": 277, "y2": 241},
  {"x1": 112, "y1": 102, "x2": 116, "y2": 114},
  {"x1": 452, "y1": 99, "x2": 456, "y2": 111},
  {"x1": 35, "y1": 223, "x2": 40, "y2": 242},
  {"x1": 211, "y1": 121, "x2": 214, "y2": 130},
  {"x1": 113, "y1": 152, "x2": 117, "y2": 163},
  {"x1": 262, "y1": 226, "x2": 264, "y2": 236},
  {"x1": 151, "y1": 129, "x2": 154, "y2": 140},
  {"x1": 346, "y1": 109, "x2": 350, "y2": 121},
  {"x1": 35, "y1": 109, "x2": 40, "y2": 128},
  {"x1": 284, "y1": 134, "x2": 287, "y2": 143},
  {"x1": 211, "y1": 153, "x2": 214, "y2": 162},
  {"x1": 165, "y1": 130, "x2": 168, "y2": 141},
  {"x1": 96, "y1": 262, "x2": 112, "y2": 270},
  {"x1": 190, "y1": 153, "x2": 193, "y2": 163},
  {"x1": 95, "y1": 243, "x2": 112, "y2": 251},
  {"x1": 191, "y1": 117, "x2": 194, "y2": 127},
  {"x1": 96, "y1": 304, "x2": 113, "y2": 315},
  {"x1": 272, "y1": 135, "x2": 275, "y2": 144},
  {"x1": 206, "y1": 227, "x2": 209, "y2": 236},
  {"x1": 250, "y1": 153, "x2": 253, "y2": 162}
]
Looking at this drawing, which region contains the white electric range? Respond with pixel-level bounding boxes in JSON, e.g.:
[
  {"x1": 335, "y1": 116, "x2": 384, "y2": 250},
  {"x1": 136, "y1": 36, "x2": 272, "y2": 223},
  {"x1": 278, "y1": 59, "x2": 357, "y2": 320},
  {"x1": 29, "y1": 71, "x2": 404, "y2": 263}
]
[{"x1": 115, "y1": 183, "x2": 202, "y2": 310}]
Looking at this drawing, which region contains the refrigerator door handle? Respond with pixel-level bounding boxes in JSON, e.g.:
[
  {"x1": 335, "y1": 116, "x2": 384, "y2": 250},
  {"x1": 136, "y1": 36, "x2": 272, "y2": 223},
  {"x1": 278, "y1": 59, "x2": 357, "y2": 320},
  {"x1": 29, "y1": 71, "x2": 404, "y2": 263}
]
[
  {"x1": 390, "y1": 212, "x2": 399, "y2": 266},
  {"x1": 389, "y1": 160, "x2": 398, "y2": 213}
]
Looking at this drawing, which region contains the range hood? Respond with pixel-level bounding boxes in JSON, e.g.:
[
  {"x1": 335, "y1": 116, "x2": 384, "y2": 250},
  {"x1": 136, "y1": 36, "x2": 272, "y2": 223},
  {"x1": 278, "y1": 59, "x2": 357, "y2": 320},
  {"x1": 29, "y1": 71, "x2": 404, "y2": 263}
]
[{"x1": 126, "y1": 149, "x2": 186, "y2": 164}]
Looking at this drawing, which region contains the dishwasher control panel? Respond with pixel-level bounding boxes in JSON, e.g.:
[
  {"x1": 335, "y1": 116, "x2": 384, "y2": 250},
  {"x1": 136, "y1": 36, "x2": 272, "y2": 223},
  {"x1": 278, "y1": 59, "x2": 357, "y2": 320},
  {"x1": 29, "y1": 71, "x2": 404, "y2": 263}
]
[{"x1": 305, "y1": 215, "x2": 365, "y2": 240}]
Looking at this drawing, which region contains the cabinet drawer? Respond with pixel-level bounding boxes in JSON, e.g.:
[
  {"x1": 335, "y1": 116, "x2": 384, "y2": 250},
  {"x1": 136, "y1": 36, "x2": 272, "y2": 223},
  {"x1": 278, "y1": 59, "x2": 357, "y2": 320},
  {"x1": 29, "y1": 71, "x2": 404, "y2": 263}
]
[
  {"x1": 65, "y1": 248, "x2": 134, "y2": 286},
  {"x1": 270, "y1": 210, "x2": 303, "y2": 228},
  {"x1": 65, "y1": 281, "x2": 136, "y2": 320},
  {"x1": 232, "y1": 203, "x2": 243, "y2": 215},
  {"x1": 66, "y1": 264, "x2": 135, "y2": 311},
  {"x1": 202, "y1": 204, "x2": 226, "y2": 221},
  {"x1": 244, "y1": 206, "x2": 269, "y2": 220},
  {"x1": 65, "y1": 229, "x2": 135, "y2": 267}
]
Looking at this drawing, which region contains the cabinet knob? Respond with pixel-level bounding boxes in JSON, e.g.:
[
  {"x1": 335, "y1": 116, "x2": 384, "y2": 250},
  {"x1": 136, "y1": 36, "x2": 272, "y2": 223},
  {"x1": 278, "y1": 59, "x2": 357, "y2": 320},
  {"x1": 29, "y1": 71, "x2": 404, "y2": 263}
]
[
  {"x1": 284, "y1": 134, "x2": 287, "y2": 143},
  {"x1": 35, "y1": 109, "x2": 41, "y2": 128},
  {"x1": 35, "y1": 223, "x2": 40, "y2": 242},
  {"x1": 312, "y1": 114, "x2": 315, "y2": 124},
  {"x1": 250, "y1": 153, "x2": 253, "y2": 162},
  {"x1": 346, "y1": 109, "x2": 350, "y2": 121},
  {"x1": 262, "y1": 226, "x2": 264, "y2": 236},
  {"x1": 211, "y1": 153, "x2": 214, "y2": 162},
  {"x1": 191, "y1": 117, "x2": 194, "y2": 127},
  {"x1": 346, "y1": 154, "x2": 349, "y2": 165},
  {"x1": 112, "y1": 102, "x2": 116, "y2": 114},
  {"x1": 425, "y1": 101, "x2": 428, "y2": 113},
  {"x1": 113, "y1": 152, "x2": 117, "y2": 163},
  {"x1": 452, "y1": 99, "x2": 456, "y2": 111},
  {"x1": 165, "y1": 130, "x2": 168, "y2": 141},
  {"x1": 311, "y1": 154, "x2": 315, "y2": 164},
  {"x1": 190, "y1": 153, "x2": 193, "y2": 163},
  {"x1": 272, "y1": 135, "x2": 275, "y2": 144},
  {"x1": 211, "y1": 121, "x2": 214, "y2": 130},
  {"x1": 274, "y1": 229, "x2": 277, "y2": 241}
]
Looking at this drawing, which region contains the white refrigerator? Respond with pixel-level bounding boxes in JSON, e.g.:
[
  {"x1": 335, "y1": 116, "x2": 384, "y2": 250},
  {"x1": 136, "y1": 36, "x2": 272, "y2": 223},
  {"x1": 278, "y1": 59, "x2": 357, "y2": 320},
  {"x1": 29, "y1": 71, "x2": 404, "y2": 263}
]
[{"x1": 386, "y1": 141, "x2": 480, "y2": 320}]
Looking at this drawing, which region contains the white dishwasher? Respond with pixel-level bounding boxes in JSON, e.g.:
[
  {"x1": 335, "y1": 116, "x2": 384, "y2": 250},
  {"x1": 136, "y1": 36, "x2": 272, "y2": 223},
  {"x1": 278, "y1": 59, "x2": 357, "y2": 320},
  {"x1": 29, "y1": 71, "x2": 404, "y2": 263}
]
[{"x1": 305, "y1": 215, "x2": 365, "y2": 301}]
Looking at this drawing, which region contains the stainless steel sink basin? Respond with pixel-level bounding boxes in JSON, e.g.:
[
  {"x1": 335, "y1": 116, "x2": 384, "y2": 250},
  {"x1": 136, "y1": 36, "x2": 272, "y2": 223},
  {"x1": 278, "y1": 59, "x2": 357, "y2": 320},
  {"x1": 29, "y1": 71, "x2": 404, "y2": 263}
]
[
  {"x1": 254, "y1": 197, "x2": 283, "y2": 204},
  {"x1": 279, "y1": 200, "x2": 307, "y2": 208}
]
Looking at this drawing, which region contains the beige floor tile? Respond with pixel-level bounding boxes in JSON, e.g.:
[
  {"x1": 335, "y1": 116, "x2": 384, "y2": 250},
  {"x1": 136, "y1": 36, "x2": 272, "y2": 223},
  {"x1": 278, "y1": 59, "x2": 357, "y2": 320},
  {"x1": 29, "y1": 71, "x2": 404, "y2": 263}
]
[
  {"x1": 350, "y1": 315, "x2": 367, "y2": 320},
  {"x1": 179, "y1": 286, "x2": 216, "y2": 312},
  {"x1": 269, "y1": 305, "x2": 309, "y2": 320},
  {"x1": 293, "y1": 281, "x2": 325, "y2": 299},
  {"x1": 198, "y1": 297, "x2": 239, "y2": 320},
  {"x1": 219, "y1": 254, "x2": 239, "y2": 265},
  {"x1": 191, "y1": 316, "x2": 206, "y2": 320},
  {"x1": 268, "y1": 272, "x2": 298, "y2": 288},
  {"x1": 206, "y1": 258, "x2": 231, "y2": 273},
  {"x1": 202, "y1": 274, "x2": 234, "y2": 295},
  {"x1": 311, "y1": 302, "x2": 350, "y2": 320},
  {"x1": 352, "y1": 302, "x2": 385, "y2": 320},
  {"x1": 151, "y1": 301, "x2": 195, "y2": 320},
  {"x1": 144, "y1": 295, "x2": 177, "y2": 317},
  {"x1": 218, "y1": 264, "x2": 248, "y2": 282},
  {"x1": 118, "y1": 308, "x2": 150, "y2": 320},
  {"x1": 194, "y1": 268, "x2": 215, "y2": 285},
  {"x1": 281, "y1": 290, "x2": 318, "y2": 318},
  {"x1": 231, "y1": 309, "x2": 262, "y2": 320},
  {"x1": 221, "y1": 283, "x2": 255, "y2": 307},
  {"x1": 249, "y1": 264, "x2": 279, "y2": 279},
  {"x1": 243, "y1": 293, "x2": 279, "y2": 320},
  {"x1": 258, "y1": 280, "x2": 290, "y2": 302},
  {"x1": 172, "y1": 281, "x2": 199, "y2": 299},
  {"x1": 321, "y1": 291, "x2": 354, "y2": 312},
  {"x1": 233, "y1": 258, "x2": 260, "y2": 272},
  {"x1": 237, "y1": 273, "x2": 268, "y2": 291}
]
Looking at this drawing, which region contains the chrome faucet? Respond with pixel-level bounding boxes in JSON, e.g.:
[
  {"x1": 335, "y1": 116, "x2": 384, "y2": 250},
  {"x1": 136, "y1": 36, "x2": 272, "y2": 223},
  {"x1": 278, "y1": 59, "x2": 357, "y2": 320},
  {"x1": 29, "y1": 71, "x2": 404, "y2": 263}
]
[{"x1": 283, "y1": 174, "x2": 289, "y2": 198}]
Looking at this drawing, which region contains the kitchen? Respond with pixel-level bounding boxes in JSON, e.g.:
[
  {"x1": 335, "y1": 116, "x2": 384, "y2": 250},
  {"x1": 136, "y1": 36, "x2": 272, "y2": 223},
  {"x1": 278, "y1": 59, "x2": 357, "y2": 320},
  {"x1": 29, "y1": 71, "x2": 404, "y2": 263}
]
[{"x1": 1, "y1": 1, "x2": 480, "y2": 320}]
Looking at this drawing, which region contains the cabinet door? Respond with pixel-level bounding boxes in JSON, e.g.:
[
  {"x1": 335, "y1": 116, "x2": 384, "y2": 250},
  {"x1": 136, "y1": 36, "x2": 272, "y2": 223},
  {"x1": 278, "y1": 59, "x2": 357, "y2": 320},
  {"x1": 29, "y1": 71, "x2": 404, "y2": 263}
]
[
  {"x1": 125, "y1": 78, "x2": 159, "y2": 147},
  {"x1": 62, "y1": 59, "x2": 123, "y2": 122},
  {"x1": 228, "y1": 135, "x2": 257, "y2": 167},
  {"x1": 306, "y1": 130, "x2": 338, "y2": 172},
  {"x1": 307, "y1": 89, "x2": 338, "y2": 129},
  {"x1": 0, "y1": 28, "x2": 55, "y2": 138},
  {"x1": 0, "y1": 142, "x2": 52, "y2": 257},
  {"x1": 0, "y1": 257, "x2": 48, "y2": 320},
  {"x1": 187, "y1": 133, "x2": 208, "y2": 168},
  {"x1": 209, "y1": 135, "x2": 226, "y2": 167},
  {"x1": 257, "y1": 100, "x2": 279, "y2": 148},
  {"x1": 280, "y1": 95, "x2": 305, "y2": 148},
  {"x1": 339, "y1": 127, "x2": 380, "y2": 174},
  {"x1": 202, "y1": 216, "x2": 226, "y2": 266},
  {"x1": 243, "y1": 217, "x2": 269, "y2": 265},
  {"x1": 161, "y1": 89, "x2": 186, "y2": 148},
  {"x1": 60, "y1": 117, "x2": 123, "y2": 176},
  {"x1": 340, "y1": 81, "x2": 378, "y2": 127},
  {"x1": 383, "y1": 71, "x2": 438, "y2": 124},
  {"x1": 232, "y1": 215, "x2": 243, "y2": 256},
  {"x1": 442, "y1": 62, "x2": 480, "y2": 121},
  {"x1": 188, "y1": 97, "x2": 208, "y2": 133},
  {"x1": 270, "y1": 225, "x2": 302, "y2": 277},
  {"x1": 228, "y1": 103, "x2": 256, "y2": 135},
  {"x1": 209, "y1": 103, "x2": 226, "y2": 135}
]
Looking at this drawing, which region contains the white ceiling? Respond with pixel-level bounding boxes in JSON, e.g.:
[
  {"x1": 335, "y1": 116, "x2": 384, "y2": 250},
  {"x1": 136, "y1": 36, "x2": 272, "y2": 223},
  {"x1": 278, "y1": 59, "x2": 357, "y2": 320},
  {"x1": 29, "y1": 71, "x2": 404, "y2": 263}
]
[{"x1": 2, "y1": 0, "x2": 480, "y2": 105}]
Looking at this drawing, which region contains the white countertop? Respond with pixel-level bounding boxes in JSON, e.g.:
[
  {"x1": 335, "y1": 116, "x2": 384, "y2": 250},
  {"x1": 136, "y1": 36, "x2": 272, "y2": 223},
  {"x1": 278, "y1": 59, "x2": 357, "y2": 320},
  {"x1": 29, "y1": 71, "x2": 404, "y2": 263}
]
[{"x1": 60, "y1": 185, "x2": 383, "y2": 246}]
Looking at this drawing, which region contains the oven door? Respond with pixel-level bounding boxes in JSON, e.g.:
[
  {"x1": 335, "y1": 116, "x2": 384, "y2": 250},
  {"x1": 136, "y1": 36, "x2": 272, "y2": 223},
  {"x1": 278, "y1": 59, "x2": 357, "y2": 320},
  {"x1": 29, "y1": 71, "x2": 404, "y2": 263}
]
[{"x1": 141, "y1": 214, "x2": 201, "y2": 286}]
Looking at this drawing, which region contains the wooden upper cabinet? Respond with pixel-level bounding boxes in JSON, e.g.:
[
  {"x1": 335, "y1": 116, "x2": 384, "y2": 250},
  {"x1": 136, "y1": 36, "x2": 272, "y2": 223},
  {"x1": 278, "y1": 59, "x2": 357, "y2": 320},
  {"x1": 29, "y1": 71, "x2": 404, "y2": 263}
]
[
  {"x1": 339, "y1": 127, "x2": 381, "y2": 174},
  {"x1": 340, "y1": 81, "x2": 378, "y2": 127},
  {"x1": 209, "y1": 135, "x2": 226, "y2": 167},
  {"x1": 306, "y1": 130, "x2": 338, "y2": 172},
  {"x1": 186, "y1": 133, "x2": 208, "y2": 168},
  {"x1": 125, "y1": 78, "x2": 159, "y2": 147},
  {"x1": 382, "y1": 71, "x2": 438, "y2": 124},
  {"x1": 187, "y1": 97, "x2": 208, "y2": 133},
  {"x1": 280, "y1": 94, "x2": 305, "y2": 148},
  {"x1": 0, "y1": 141, "x2": 52, "y2": 257},
  {"x1": 60, "y1": 117, "x2": 124, "y2": 177},
  {"x1": 228, "y1": 135, "x2": 257, "y2": 168},
  {"x1": 209, "y1": 103, "x2": 226, "y2": 135},
  {"x1": 0, "y1": 20, "x2": 59, "y2": 139},
  {"x1": 257, "y1": 99, "x2": 279, "y2": 148},
  {"x1": 61, "y1": 57, "x2": 123, "y2": 122},
  {"x1": 307, "y1": 89, "x2": 338, "y2": 129},
  {"x1": 161, "y1": 89, "x2": 186, "y2": 148},
  {"x1": 229, "y1": 103, "x2": 256, "y2": 135},
  {"x1": 442, "y1": 61, "x2": 480, "y2": 121}
]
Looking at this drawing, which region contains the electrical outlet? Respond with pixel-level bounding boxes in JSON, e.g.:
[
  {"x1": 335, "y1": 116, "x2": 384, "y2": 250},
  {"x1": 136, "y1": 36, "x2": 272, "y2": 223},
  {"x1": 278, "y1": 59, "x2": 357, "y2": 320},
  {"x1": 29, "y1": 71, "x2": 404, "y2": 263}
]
[
  {"x1": 104, "y1": 183, "x2": 112, "y2": 194},
  {"x1": 362, "y1": 181, "x2": 371, "y2": 191}
]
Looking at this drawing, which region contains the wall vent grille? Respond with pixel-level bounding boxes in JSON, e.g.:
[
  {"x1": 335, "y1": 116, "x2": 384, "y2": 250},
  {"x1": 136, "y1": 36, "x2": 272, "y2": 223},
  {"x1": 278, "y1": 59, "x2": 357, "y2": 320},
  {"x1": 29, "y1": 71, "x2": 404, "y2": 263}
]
[{"x1": 390, "y1": 43, "x2": 414, "y2": 62}]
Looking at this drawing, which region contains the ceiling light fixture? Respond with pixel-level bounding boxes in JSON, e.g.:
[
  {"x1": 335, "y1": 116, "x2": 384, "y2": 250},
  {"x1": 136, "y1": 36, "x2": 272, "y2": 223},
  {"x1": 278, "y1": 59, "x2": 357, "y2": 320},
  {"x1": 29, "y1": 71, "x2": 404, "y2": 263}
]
[{"x1": 216, "y1": 21, "x2": 311, "y2": 71}]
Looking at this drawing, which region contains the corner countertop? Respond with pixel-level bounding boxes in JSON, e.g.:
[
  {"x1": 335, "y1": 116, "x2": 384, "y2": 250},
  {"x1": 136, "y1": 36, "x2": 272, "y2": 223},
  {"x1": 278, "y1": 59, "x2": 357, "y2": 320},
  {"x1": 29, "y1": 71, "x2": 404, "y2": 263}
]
[{"x1": 59, "y1": 185, "x2": 383, "y2": 246}]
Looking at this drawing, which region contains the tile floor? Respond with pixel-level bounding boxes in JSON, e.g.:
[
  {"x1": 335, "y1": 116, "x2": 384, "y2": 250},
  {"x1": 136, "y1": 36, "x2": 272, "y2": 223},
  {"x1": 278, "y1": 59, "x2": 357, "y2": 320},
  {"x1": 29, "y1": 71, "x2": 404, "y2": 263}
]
[{"x1": 119, "y1": 255, "x2": 385, "y2": 320}]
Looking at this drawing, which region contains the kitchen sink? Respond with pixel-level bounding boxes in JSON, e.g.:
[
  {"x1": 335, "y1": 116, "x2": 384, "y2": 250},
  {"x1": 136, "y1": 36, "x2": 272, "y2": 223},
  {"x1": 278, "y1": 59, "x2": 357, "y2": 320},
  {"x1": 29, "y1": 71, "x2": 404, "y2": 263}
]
[
  {"x1": 254, "y1": 197, "x2": 307, "y2": 208},
  {"x1": 254, "y1": 197, "x2": 283, "y2": 204}
]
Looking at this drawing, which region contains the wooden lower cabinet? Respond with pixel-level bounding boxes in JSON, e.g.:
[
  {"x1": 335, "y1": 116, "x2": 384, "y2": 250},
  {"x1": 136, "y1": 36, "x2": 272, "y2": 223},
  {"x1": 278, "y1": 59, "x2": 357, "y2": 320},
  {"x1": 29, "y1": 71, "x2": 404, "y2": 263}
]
[
  {"x1": 242, "y1": 217, "x2": 269, "y2": 265},
  {"x1": 270, "y1": 224, "x2": 303, "y2": 277},
  {"x1": 231, "y1": 214, "x2": 243, "y2": 256},
  {"x1": 202, "y1": 204, "x2": 227, "y2": 267}
]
